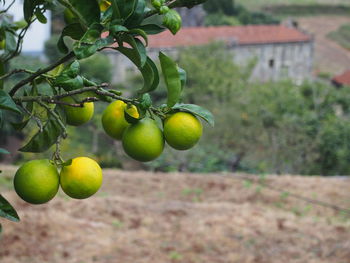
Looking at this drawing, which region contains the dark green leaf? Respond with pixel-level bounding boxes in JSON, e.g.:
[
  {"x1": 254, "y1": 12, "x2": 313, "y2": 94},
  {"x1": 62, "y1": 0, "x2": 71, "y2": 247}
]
[
  {"x1": 19, "y1": 117, "x2": 64, "y2": 153},
  {"x1": 124, "y1": 0, "x2": 146, "y2": 28},
  {"x1": 110, "y1": 0, "x2": 122, "y2": 19},
  {"x1": 0, "y1": 195, "x2": 20, "y2": 222},
  {"x1": 0, "y1": 148, "x2": 10, "y2": 154},
  {"x1": 129, "y1": 28, "x2": 148, "y2": 46},
  {"x1": 23, "y1": 0, "x2": 35, "y2": 23},
  {"x1": 163, "y1": 9, "x2": 182, "y2": 35},
  {"x1": 117, "y1": 47, "x2": 159, "y2": 93},
  {"x1": 73, "y1": 36, "x2": 114, "y2": 59},
  {"x1": 34, "y1": 8, "x2": 47, "y2": 24},
  {"x1": 172, "y1": 103, "x2": 214, "y2": 126},
  {"x1": 58, "y1": 23, "x2": 85, "y2": 53},
  {"x1": 0, "y1": 61, "x2": 4, "y2": 89},
  {"x1": 109, "y1": 25, "x2": 129, "y2": 34},
  {"x1": 68, "y1": 0, "x2": 100, "y2": 26},
  {"x1": 138, "y1": 24, "x2": 165, "y2": 35},
  {"x1": 159, "y1": 52, "x2": 181, "y2": 107},
  {"x1": 122, "y1": 0, "x2": 138, "y2": 20},
  {"x1": 122, "y1": 35, "x2": 146, "y2": 67},
  {"x1": 55, "y1": 75, "x2": 84, "y2": 91},
  {"x1": 0, "y1": 90, "x2": 21, "y2": 114}
]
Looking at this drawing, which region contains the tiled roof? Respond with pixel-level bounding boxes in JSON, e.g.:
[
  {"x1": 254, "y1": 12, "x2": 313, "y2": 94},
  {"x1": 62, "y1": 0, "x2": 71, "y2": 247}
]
[
  {"x1": 147, "y1": 25, "x2": 312, "y2": 48},
  {"x1": 332, "y1": 70, "x2": 350, "y2": 86}
]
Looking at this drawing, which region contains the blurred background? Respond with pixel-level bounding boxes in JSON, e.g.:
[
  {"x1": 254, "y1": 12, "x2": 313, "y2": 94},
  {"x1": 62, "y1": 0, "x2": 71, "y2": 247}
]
[{"x1": 1, "y1": 0, "x2": 350, "y2": 262}]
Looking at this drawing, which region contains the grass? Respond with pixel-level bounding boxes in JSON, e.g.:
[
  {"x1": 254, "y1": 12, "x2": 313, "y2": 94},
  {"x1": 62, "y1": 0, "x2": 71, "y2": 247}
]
[{"x1": 327, "y1": 23, "x2": 350, "y2": 50}]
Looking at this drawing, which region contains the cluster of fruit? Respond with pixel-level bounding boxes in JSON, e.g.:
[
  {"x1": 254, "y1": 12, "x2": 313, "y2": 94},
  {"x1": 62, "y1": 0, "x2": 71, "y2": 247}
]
[
  {"x1": 13, "y1": 98, "x2": 203, "y2": 204},
  {"x1": 14, "y1": 157, "x2": 102, "y2": 204}
]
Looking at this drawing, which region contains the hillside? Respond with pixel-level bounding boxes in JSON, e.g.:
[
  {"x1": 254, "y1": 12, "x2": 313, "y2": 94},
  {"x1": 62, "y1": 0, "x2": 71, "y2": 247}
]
[{"x1": 1, "y1": 167, "x2": 350, "y2": 263}]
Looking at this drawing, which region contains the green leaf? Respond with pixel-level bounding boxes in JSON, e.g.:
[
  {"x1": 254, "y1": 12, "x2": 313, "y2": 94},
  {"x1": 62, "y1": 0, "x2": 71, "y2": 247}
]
[
  {"x1": 172, "y1": 103, "x2": 214, "y2": 127},
  {"x1": 129, "y1": 28, "x2": 148, "y2": 46},
  {"x1": 0, "y1": 148, "x2": 10, "y2": 154},
  {"x1": 73, "y1": 36, "x2": 114, "y2": 59},
  {"x1": 159, "y1": 52, "x2": 181, "y2": 107},
  {"x1": 80, "y1": 23, "x2": 103, "y2": 44},
  {"x1": 177, "y1": 67, "x2": 186, "y2": 90},
  {"x1": 34, "y1": 8, "x2": 47, "y2": 24},
  {"x1": 0, "y1": 90, "x2": 21, "y2": 114},
  {"x1": 117, "y1": 47, "x2": 159, "y2": 93},
  {"x1": 122, "y1": 35, "x2": 147, "y2": 67},
  {"x1": 110, "y1": 0, "x2": 122, "y2": 19},
  {"x1": 125, "y1": 0, "x2": 146, "y2": 28},
  {"x1": 0, "y1": 195, "x2": 20, "y2": 222},
  {"x1": 122, "y1": 0, "x2": 138, "y2": 20},
  {"x1": 19, "y1": 117, "x2": 64, "y2": 153},
  {"x1": 138, "y1": 24, "x2": 165, "y2": 35},
  {"x1": 68, "y1": 0, "x2": 100, "y2": 26},
  {"x1": 0, "y1": 60, "x2": 4, "y2": 89},
  {"x1": 55, "y1": 75, "x2": 84, "y2": 91},
  {"x1": 58, "y1": 23, "x2": 85, "y2": 53},
  {"x1": 139, "y1": 93, "x2": 152, "y2": 110},
  {"x1": 109, "y1": 25, "x2": 129, "y2": 34},
  {"x1": 163, "y1": 9, "x2": 182, "y2": 35},
  {"x1": 5, "y1": 31, "x2": 16, "y2": 53},
  {"x1": 23, "y1": 0, "x2": 36, "y2": 23}
]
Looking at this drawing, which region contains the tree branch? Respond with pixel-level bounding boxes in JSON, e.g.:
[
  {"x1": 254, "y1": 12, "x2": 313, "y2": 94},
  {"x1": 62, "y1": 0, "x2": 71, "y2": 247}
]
[{"x1": 9, "y1": 52, "x2": 75, "y2": 96}]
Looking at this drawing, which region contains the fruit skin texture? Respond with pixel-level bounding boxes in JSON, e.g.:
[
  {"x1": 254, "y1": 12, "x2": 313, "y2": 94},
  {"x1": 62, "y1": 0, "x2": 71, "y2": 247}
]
[
  {"x1": 122, "y1": 118, "x2": 164, "y2": 162},
  {"x1": 14, "y1": 159, "x2": 59, "y2": 205},
  {"x1": 61, "y1": 96, "x2": 94, "y2": 126},
  {"x1": 163, "y1": 112, "x2": 203, "y2": 150},
  {"x1": 60, "y1": 157, "x2": 103, "y2": 199},
  {"x1": 102, "y1": 100, "x2": 139, "y2": 140}
]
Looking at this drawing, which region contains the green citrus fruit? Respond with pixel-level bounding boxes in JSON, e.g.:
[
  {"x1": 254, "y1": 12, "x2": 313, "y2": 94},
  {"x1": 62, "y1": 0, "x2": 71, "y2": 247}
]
[
  {"x1": 14, "y1": 159, "x2": 59, "y2": 204},
  {"x1": 61, "y1": 96, "x2": 94, "y2": 126},
  {"x1": 101, "y1": 100, "x2": 139, "y2": 140},
  {"x1": 163, "y1": 112, "x2": 202, "y2": 150},
  {"x1": 122, "y1": 118, "x2": 164, "y2": 162},
  {"x1": 63, "y1": 8, "x2": 78, "y2": 24},
  {"x1": 0, "y1": 39, "x2": 5, "y2": 50},
  {"x1": 60, "y1": 157, "x2": 103, "y2": 199}
]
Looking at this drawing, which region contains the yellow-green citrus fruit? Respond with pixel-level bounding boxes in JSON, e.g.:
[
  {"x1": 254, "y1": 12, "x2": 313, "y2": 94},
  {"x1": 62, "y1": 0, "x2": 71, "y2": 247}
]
[
  {"x1": 163, "y1": 112, "x2": 203, "y2": 150},
  {"x1": 14, "y1": 159, "x2": 59, "y2": 204},
  {"x1": 101, "y1": 100, "x2": 139, "y2": 140},
  {"x1": 60, "y1": 157, "x2": 103, "y2": 199},
  {"x1": 122, "y1": 118, "x2": 164, "y2": 162},
  {"x1": 63, "y1": 8, "x2": 78, "y2": 24},
  {"x1": 99, "y1": 0, "x2": 111, "y2": 11},
  {"x1": 61, "y1": 96, "x2": 94, "y2": 126}
]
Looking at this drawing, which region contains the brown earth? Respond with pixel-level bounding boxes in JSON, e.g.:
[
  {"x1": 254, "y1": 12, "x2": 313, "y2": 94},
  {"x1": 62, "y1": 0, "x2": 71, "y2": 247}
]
[
  {"x1": 298, "y1": 16, "x2": 350, "y2": 75},
  {"x1": 1, "y1": 167, "x2": 350, "y2": 263}
]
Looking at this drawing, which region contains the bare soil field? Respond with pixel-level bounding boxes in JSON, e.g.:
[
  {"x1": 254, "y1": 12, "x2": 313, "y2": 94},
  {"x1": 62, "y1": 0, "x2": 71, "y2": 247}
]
[
  {"x1": 298, "y1": 16, "x2": 350, "y2": 75},
  {"x1": 0, "y1": 167, "x2": 350, "y2": 263}
]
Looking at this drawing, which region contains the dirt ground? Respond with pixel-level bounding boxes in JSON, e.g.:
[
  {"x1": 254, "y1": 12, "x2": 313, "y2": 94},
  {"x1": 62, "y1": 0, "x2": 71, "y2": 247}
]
[
  {"x1": 298, "y1": 16, "x2": 350, "y2": 75},
  {"x1": 0, "y1": 167, "x2": 350, "y2": 263}
]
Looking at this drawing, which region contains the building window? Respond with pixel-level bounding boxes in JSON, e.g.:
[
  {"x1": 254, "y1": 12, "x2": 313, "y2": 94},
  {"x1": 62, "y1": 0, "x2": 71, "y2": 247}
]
[{"x1": 269, "y1": 59, "x2": 275, "y2": 68}]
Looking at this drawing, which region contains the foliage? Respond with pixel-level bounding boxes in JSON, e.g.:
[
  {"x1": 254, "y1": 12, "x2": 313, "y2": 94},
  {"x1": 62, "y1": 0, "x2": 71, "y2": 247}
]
[
  {"x1": 0, "y1": 0, "x2": 213, "y2": 228},
  {"x1": 327, "y1": 23, "x2": 350, "y2": 50},
  {"x1": 146, "y1": 43, "x2": 350, "y2": 175}
]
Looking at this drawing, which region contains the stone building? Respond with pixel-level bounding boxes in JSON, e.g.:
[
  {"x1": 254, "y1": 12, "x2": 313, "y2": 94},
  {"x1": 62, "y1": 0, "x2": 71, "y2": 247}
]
[{"x1": 106, "y1": 25, "x2": 314, "y2": 84}]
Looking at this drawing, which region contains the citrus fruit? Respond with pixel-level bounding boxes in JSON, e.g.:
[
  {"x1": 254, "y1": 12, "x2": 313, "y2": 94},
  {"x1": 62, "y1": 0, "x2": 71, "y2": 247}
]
[
  {"x1": 163, "y1": 112, "x2": 202, "y2": 150},
  {"x1": 99, "y1": 0, "x2": 111, "y2": 12},
  {"x1": 14, "y1": 159, "x2": 59, "y2": 204},
  {"x1": 60, "y1": 157, "x2": 103, "y2": 199},
  {"x1": 122, "y1": 118, "x2": 164, "y2": 162},
  {"x1": 101, "y1": 100, "x2": 139, "y2": 140},
  {"x1": 61, "y1": 96, "x2": 94, "y2": 126},
  {"x1": 0, "y1": 39, "x2": 5, "y2": 50}
]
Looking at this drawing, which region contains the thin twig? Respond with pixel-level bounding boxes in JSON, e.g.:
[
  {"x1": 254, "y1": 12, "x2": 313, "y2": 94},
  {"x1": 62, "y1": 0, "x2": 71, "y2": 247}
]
[
  {"x1": 0, "y1": 0, "x2": 15, "y2": 14},
  {"x1": 36, "y1": 100, "x2": 67, "y2": 138}
]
